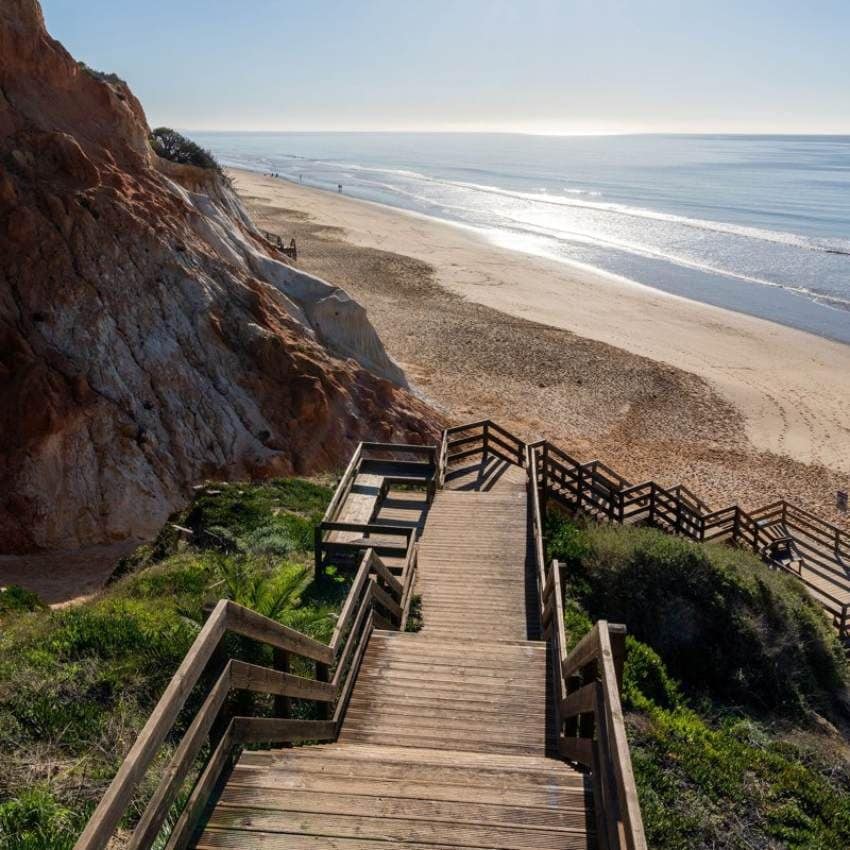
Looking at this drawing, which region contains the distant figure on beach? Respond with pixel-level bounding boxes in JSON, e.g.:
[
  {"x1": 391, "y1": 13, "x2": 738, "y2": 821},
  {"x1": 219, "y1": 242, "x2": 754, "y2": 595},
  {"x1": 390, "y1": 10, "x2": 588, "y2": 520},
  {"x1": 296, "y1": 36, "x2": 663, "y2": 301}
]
[{"x1": 338, "y1": 184, "x2": 342, "y2": 193}]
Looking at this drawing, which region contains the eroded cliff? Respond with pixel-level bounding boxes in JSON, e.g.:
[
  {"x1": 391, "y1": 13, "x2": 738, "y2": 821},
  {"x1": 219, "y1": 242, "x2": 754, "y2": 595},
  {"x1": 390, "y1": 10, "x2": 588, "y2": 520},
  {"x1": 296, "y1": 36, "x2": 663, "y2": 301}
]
[{"x1": 0, "y1": 0, "x2": 438, "y2": 552}]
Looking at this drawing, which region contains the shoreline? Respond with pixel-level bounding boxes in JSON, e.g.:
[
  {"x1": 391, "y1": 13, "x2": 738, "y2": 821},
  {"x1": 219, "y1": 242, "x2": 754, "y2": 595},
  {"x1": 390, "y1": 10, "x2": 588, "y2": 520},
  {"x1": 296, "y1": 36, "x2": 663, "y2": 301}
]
[{"x1": 232, "y1": 168, "x2": 850, "y2": 480}]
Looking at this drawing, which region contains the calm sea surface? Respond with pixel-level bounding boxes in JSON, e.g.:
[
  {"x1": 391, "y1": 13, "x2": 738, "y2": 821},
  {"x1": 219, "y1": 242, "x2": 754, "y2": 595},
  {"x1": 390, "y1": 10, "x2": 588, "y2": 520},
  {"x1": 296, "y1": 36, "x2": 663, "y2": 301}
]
[{"x1": 192, "y1": 132, "x2": 850, "y2": 344}]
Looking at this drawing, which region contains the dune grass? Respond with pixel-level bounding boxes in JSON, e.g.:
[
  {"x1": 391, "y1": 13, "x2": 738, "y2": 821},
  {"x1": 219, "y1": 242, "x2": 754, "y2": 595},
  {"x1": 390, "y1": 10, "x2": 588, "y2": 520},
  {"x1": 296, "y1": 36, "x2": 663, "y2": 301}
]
[
  {"x1": 547, "y1": 514, "x2": 850, "y2": 850},
  {"x1": 0, "y1": 478, "x2": 337, "y2": 850}
]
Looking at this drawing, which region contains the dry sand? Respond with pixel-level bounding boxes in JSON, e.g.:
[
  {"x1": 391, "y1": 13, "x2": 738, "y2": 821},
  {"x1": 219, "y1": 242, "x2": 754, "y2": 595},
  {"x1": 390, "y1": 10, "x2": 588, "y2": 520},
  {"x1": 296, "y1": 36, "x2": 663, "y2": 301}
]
[{"x1": 232, "y1": 168, "x2": 850, "y2": 526}]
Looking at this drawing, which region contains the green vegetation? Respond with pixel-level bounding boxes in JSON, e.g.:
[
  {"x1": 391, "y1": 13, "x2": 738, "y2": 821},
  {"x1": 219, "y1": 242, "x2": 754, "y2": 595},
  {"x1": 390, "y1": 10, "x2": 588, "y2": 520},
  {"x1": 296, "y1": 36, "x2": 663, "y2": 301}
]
[
  {"x1": 547, "y1": 515, "x2": 850, "y2": 850},
  {"x1": 0, "y1": 586, "x2": 45, "y2": 615},
  {"x1": 77, "y1": 62, "x2": 126, "y2": 87},
  {"x1": 0, "y1": 478, "x2": 336, "y2": 850},
  {"x1": 149, "y1": 127, "x2": 220, "y2": 171}
]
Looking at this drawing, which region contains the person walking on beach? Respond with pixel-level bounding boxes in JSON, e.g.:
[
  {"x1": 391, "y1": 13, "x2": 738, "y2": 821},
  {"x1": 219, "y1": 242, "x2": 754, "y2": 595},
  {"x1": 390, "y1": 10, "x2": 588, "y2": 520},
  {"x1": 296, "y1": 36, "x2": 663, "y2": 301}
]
[{"x1": 338, "y1": 183, "x2": 342, "y2": 193}]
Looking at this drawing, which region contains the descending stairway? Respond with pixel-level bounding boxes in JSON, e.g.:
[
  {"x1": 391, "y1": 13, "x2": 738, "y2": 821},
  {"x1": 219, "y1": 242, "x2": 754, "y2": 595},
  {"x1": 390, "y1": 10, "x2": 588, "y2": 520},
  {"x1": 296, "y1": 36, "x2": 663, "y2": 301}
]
[{"x1": 194, "y1": 454, "x2": 596, "y2": 850}]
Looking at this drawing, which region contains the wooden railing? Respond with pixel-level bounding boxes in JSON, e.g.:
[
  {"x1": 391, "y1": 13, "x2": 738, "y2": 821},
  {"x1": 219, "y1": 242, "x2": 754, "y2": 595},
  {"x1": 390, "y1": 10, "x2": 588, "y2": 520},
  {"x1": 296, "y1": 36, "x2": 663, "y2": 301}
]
[
  {"x1": 443, "y1": 419, "x2": 526, "y2": 470},
  {"x1": 315, "y1": 441, "x2": 434, "y2": 595},
  {"x1": 74, "y1": 547, "x2": 404, "y2": 850},
  {"x1": 530, "y1": 440, "x2": 850, "y2": 638},
  {"x1": 261, "y1": 230, "x2": 297, "y2": 260},
  {"x1": 528, "y1": 442, "x2": 646, "y2": 850},
  {"x1": 318, "y1": 443, "x2": 436, "y2": 532}
]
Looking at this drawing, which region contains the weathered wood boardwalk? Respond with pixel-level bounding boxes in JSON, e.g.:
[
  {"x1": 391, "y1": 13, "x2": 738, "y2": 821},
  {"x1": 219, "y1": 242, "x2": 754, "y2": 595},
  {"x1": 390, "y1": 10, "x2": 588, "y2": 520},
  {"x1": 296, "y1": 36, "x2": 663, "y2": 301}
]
[
  {"x1": 80, "y1": 417, "x2": 849, "y2": 850},
  {"x1": 196, "y1": 451, "x2": 595, "y2": 849}
]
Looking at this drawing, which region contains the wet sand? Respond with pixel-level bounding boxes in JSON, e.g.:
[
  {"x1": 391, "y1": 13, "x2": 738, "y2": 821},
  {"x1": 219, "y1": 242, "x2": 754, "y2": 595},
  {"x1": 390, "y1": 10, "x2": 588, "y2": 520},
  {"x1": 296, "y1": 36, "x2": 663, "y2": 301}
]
[{"x1": 232, "y1": 168, "x2": 850, "y2": 526}]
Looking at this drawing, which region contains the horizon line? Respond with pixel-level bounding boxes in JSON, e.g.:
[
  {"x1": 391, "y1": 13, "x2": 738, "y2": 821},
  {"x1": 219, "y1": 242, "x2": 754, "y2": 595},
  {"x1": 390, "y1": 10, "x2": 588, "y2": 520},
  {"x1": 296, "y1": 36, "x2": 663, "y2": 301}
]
[{"x1": 176, "y1": 128, "x2": 850, "y2": 139}]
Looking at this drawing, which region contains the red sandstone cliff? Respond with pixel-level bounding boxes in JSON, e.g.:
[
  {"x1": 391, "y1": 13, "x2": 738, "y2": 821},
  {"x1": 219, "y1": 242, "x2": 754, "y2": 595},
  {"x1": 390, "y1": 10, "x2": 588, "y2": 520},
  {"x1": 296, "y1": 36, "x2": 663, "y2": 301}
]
[{"x1": 0, "y1": 0, "x2": 439, "y2": 552}]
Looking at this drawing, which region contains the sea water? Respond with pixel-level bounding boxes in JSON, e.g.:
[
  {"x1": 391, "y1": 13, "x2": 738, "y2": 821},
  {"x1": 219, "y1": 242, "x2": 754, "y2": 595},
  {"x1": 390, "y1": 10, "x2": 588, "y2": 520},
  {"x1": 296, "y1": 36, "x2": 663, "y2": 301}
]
[{"x1": 191, "y1": 132, "x2": 850, "y2": 344}]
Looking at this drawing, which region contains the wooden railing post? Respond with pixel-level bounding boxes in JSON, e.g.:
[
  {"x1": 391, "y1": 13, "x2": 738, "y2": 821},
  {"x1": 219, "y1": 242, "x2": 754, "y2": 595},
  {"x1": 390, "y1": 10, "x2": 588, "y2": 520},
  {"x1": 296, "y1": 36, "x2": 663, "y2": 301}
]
[
  {"x1": 482, "y1": 421, "x2": 490, "y2": 457},
  {"x1": 541, "y1": 443, "x2": 549, "y2": 514},
  {"x1": 316, "y1": 661, "x2": 331, "y2": 720},
  {"x1": 577, "y1": 465, "x2": 584, "y2": 513},
  {"x1": 273, "y1": 648, "x2": 291, "y2": 723},
  {"x1": 609, "y1": 624, "x2": 626, "y2": 692}
]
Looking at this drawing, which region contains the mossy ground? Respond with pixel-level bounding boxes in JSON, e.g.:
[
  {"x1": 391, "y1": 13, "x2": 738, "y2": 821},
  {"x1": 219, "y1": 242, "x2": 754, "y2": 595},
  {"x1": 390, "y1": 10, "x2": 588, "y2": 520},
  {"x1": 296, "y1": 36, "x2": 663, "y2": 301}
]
[
  {"x1": 0, "y1": 478, "x2": 338, "y2": 850},
  {"x1": 547, "y1": 514, "x2": 850, "y2": 850}
]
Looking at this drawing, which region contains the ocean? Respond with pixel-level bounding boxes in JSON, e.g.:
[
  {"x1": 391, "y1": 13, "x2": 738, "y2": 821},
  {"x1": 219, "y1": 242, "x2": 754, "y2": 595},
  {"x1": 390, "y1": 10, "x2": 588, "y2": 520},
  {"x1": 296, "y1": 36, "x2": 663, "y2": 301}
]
[{"x1": 192, "y1": 132, "x2": 850, "y2": 344}]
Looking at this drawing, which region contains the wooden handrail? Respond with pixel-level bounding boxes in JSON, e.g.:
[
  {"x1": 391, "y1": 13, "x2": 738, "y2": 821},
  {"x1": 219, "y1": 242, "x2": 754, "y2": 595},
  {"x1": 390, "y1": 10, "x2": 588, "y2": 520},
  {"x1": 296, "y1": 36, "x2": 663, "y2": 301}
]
[
  {"x1": 76, "y1": 547, "x2": 405, "y2": 850},
  {"x1": 530, "y1": 446, "x2": 646, "y2": 850},
  {"x1": 322, "y1": 443, "x2": 363, "y2": 524},
  {"x1": 528, "y1": 432, "x2": 848, "y2": 635}
]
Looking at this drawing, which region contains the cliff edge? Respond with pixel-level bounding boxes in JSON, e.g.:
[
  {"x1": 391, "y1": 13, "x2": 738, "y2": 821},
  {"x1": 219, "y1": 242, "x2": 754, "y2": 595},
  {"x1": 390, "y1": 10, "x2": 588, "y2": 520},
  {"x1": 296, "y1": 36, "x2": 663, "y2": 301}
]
[{"x1": 0, "y1": 0, "x2": 438, "y2": 552}]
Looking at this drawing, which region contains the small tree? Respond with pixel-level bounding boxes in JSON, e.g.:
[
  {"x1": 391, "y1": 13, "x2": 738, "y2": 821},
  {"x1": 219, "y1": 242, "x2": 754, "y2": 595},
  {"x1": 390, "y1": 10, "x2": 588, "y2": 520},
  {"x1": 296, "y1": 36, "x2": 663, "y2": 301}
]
[{"x1": 149, "y1": 127, "x2": 220, "y2": 171}]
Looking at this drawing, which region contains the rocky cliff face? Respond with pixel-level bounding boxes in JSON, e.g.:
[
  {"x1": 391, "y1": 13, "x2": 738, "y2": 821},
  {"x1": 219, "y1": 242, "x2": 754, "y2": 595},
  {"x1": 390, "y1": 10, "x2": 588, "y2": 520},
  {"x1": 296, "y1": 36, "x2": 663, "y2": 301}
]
[{"x1": 0, "y1": 0, "x2": 438, "y2": 552}]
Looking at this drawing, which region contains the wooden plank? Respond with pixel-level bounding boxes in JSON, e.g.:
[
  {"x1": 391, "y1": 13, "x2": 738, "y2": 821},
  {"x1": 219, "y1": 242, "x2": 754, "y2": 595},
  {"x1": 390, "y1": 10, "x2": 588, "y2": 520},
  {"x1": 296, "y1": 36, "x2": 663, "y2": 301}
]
[
  {"x1": 235, "y1": 718, "x2": 337, "y2": 745},
  {"x1": 562, "y1": 625, "x2": 601, "y2": 680},
  {"x1": 559, "y1": 736, "x2": 595, "y2": 767},
  {"x1": 321, "y1": 444, "x2": 363, "y2": 524},
  {"x1": 367, "y1": 550, "x2": 404, "y2": 596},
  {"x1": 369, "y1": 576, "x2": 402, "y2": 620},
  {"x1": 225, "y1": 602, "x2": 333, "y2": 665},
  {"x1": 551, "y1": 560, "x2": 568, "y2": 667},
  {"x1": 205, "y1": 806, "x2": 594, "y2": 848},
  {"x1": 328, "y1": 550, "x2": 372, "y2": 653},
  {"x1": 597, "y1": 622, "x2": 647, "y2": 850},
  {"x1": 230, "y1": 660, "x2": 336, "y2": 702},
  {"x1": 195, "y1": 830, "x2": 594, "y2": 850},
  {"x1": 241, "y1": 748, "x2": 585, "y2": 785},
  {"x1": 559, "y1": 682, "x2": 597, "y2": 720},
  {"x1": 360, "y1": 442, "x2": 437, "y2": 458},
  {"x1": 215, "y1": 784, "x2": 590, "y2": 827},
  {"x1": 331, "y1": 588, "x2": 373, "y2": 691},
  {"x1": 225, "y1": 767, "x2": 589, "y2": 809},
  {"x1": 333, "y1": 613, "x2": 375, "y2": 726}
]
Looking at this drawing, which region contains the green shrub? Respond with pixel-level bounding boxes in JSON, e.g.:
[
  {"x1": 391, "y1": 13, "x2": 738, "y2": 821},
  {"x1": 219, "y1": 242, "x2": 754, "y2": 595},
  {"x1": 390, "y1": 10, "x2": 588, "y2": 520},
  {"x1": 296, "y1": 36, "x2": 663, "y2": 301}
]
[
  {"x1": 0, "y1": 587, "x2": 45, "y2": 616},
  {"x1": 622, "y1": 637, "x2": 682, "y2": 712},
  {"x1": 183, "y1": 479, "x2": 330, "y2": 545},
  {"x1": 77, "y1": 62, "x2": 125, "y2": 87},
  {"x1": 0, "y1": 477, "x2": 336, "y2": 845},
  {"x1": 0, "y1": 787, "x2": 87, "y2": 850},
  {"x1": 547, "y1": 513, "x2": 850, "y2": 849},
  {"x1": 629, "y1": 698, "x2": 850, "y2": 850},
  {"x1": 241, "y1": 525, "x2": 296, "y2": 559},
  {"x1": 150, "y1": 127, "x2": 220, "y2": 171},
  {"x1": 547, "y1": 517, "x2": 850, "y2": 718}
]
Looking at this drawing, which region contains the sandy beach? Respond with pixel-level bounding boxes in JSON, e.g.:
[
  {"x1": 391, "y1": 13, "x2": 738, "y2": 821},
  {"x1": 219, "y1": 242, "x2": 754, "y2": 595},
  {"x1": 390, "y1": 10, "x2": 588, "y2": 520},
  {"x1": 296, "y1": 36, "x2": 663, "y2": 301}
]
[{"x1": 231, "y1": 168, "x2": 850, "y2": 525}]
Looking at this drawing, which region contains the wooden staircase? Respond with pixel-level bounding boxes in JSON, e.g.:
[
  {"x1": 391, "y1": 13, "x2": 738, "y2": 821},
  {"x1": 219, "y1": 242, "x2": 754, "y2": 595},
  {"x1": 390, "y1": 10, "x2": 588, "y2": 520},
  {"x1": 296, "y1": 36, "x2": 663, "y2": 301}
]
[
  {"x1": 75, "y1": 427, "x2": 646, "y2": 850},
  {"x1": 77, "y1": 417, "x2": 850, "y2": 850},
  {"x1": 195, "y1": 448, "x2": 595, "y2": 848}
]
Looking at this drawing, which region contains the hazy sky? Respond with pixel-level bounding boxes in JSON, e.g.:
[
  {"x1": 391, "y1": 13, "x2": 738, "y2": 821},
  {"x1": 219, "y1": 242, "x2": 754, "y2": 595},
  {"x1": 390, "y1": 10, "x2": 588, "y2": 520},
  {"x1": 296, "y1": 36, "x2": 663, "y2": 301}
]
[{"x1": 41, "y1": 0, "x2": 850, "y2": 134}]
